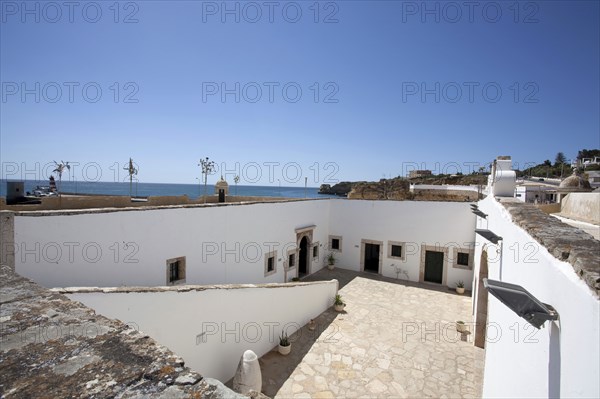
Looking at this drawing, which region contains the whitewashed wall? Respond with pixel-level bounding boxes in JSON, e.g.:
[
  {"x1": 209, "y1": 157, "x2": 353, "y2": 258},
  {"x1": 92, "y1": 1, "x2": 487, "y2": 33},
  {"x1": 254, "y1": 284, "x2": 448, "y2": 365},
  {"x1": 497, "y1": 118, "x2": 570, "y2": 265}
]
[
  {"x1": 473, "y1": 196, "x2": 600, "y2": 398},
  {"x1": 329, "y1": 200, "x2": 476, "y2": 289},
  {"x1": 14, "y1": 200, "x2": 331, "y2": 287},
  {"x1": 15, "y1": 199, "x2": 476, "y2": 289},
  {"x1": 64, "y1": 280, "x2": 338, "y2": 382}
]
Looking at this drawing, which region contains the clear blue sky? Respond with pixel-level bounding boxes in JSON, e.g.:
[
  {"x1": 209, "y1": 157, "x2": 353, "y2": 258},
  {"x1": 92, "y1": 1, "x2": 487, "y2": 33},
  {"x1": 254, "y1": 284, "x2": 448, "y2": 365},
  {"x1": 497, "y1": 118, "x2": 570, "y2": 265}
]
[{"x1": 1, "y1": 0, "x2": 599, "y2": 186}]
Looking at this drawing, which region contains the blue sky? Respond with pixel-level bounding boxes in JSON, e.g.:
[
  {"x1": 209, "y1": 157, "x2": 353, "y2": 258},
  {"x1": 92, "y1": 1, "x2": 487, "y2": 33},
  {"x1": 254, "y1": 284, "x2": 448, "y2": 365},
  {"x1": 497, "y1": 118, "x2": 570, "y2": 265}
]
[{"x1": 1, "y1": 0, "x2": 599, "y2": 186}]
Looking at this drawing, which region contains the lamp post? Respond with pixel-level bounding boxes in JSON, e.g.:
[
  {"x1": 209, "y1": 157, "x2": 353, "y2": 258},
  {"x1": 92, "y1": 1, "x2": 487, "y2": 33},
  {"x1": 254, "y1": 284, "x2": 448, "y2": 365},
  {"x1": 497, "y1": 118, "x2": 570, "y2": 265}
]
[
  {"x1": 52, "y1": 160, "x2": 70, "y2": 197},
  {"x1": 123, "y1": 158, "x2": 138, "y2": 198},
  {"x1": 305, "y1": 177, "x2": 307, "y2": 198},
  {"x1": 199, "y1": 157, "x2": 216, "y2": 204}
]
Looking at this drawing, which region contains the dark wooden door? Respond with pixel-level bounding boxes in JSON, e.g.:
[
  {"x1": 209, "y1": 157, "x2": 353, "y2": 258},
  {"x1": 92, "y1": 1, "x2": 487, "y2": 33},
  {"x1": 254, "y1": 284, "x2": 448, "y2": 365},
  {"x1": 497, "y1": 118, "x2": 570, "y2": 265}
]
[
  {"x1": 299, "y1": 236, "x2": 308, "y2": 275},
  {"x1": 424, "y1": 250, "x2": 444, "y2": 284},
  {"x1": 364, "y1": 243, "x2": 380, "y2": 273}
]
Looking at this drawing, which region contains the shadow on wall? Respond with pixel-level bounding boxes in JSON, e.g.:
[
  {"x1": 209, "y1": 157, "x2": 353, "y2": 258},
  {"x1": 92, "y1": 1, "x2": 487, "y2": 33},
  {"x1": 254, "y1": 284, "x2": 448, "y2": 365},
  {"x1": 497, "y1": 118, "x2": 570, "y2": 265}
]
[{"x1": 306, "y1": 267, "x2": 457, "y2": 294}]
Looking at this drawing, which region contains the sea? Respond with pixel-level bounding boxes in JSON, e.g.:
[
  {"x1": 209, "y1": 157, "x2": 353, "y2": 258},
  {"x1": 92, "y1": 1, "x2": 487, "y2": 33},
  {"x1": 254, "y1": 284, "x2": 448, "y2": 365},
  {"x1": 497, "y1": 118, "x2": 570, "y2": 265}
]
[{"x1": 0, "y1": 180, "x2": 339, "y2": 200}]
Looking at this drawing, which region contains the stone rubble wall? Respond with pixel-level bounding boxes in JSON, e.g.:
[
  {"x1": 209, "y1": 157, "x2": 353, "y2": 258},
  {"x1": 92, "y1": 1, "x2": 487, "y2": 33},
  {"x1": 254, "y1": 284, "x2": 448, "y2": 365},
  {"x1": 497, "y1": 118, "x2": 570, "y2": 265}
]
[{"x1": 0, "y1": 264, "x2": 247, "y2": 398}]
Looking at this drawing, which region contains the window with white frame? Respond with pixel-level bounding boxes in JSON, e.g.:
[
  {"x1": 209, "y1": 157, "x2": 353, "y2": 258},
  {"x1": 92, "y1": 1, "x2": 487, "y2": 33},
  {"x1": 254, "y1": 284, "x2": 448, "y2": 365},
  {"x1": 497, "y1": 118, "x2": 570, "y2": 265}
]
[{"x1": 312, "y1": 241, "x2": 319, "y2": 259}]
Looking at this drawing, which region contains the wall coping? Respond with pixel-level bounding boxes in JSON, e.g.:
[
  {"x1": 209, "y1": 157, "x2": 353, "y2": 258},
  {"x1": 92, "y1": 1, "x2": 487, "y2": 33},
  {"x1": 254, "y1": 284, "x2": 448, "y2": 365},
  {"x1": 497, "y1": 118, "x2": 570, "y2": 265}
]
[
  {"x1": 3, "y1": 198, "x2": 330, "y2": 217},
  {"x1": 499, "y1": 198, "x2": 600, "y2": 296},
  {"x1": 53, "y1": 279, "x2": 339, "y2": 294}
]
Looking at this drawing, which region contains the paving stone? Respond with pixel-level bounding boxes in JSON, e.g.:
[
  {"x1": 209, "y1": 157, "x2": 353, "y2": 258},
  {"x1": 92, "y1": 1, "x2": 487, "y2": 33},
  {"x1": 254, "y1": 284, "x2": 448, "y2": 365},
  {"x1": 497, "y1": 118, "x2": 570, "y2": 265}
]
[{"x1": 258, "y1": 268, "x2": 484, "y2": 398}]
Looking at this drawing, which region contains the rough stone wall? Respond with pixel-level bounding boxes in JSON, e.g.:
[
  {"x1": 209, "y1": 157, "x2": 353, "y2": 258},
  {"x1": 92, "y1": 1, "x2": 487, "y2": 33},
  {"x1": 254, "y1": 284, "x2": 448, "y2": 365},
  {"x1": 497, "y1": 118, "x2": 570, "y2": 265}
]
[
  {"x1": 0, "y1": 211, "x2": 15, "y2": 270},
  {"x1": 502, "y1": 201, "x2": 600, "y2": 295},
  {"x1": 0, "y1": 265, "x2": 246, "y2": 398}
]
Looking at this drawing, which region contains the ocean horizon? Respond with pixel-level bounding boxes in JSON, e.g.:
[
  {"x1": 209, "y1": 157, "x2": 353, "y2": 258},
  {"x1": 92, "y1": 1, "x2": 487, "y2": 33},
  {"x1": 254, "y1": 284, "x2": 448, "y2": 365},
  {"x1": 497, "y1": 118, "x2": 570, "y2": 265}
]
[{"x1": 0, "y1": 179, "x2": 339, "y2": 200}]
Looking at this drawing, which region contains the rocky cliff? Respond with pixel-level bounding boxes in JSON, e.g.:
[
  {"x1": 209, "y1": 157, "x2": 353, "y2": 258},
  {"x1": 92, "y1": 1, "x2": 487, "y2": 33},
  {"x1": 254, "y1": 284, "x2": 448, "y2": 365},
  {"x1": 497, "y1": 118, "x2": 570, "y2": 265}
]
[{"x1": 319, "y1": 175, "x2": 487, "y2": 199}]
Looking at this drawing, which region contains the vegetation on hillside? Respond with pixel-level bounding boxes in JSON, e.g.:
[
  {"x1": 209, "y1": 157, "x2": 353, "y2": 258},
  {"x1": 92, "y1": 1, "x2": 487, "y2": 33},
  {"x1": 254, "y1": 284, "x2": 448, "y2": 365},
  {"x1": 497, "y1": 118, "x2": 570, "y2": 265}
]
[{"x1": 518, "y1": 149, "x2": 600, "y2": 178}]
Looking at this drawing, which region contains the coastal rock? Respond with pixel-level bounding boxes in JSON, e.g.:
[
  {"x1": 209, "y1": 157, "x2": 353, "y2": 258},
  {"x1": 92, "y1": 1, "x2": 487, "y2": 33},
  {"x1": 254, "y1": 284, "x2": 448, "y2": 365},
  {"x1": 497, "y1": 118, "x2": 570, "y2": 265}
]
[{"x1": 318, "y1": 182, "x2": 355, "y2": 196}]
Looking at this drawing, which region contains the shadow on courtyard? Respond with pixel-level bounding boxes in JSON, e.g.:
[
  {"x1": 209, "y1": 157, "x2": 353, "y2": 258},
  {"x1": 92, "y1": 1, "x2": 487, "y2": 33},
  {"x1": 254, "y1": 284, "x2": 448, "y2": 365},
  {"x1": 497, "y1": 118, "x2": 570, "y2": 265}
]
[
  {"x1": 254, "y1": 306, "x2": 340, "y2": 397},
  {"x1": 305, "y1": 266, "x2": 471, "y2": 296}
]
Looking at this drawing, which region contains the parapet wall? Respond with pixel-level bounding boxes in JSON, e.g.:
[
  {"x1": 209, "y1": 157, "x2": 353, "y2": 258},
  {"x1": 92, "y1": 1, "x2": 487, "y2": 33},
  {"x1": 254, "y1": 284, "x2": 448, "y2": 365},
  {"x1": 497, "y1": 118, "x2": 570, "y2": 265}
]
[
  {"x1": 559, "y1": 192, "x2": 600, "y2": 225},
  {"x1": 0, "y1": 194, "x2": 294, "y2": 211},
  {"x1": 474, "y1": 197, "x2": 599, "y2": 398},
  {"x1": 59, "y1": 279, "x2": 339, "y2": 382},
  {"x1": 0, "y1": 265, "x2": 244, "y2": 398}
]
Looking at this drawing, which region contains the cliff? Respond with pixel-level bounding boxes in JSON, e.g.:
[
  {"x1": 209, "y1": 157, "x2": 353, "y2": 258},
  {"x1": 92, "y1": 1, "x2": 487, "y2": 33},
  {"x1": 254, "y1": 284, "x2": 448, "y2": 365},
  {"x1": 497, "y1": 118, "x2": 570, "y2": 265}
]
[{"x1": 319, "y1": 175, "x2": 487, "y2": 199}]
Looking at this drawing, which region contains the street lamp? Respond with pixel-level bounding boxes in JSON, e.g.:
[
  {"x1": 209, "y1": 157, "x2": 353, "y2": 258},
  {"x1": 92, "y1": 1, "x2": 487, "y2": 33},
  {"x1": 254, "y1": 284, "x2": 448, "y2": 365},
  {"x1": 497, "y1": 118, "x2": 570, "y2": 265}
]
[{"x1": 199, "y1": 157, "x2": 216, "y2": 204}]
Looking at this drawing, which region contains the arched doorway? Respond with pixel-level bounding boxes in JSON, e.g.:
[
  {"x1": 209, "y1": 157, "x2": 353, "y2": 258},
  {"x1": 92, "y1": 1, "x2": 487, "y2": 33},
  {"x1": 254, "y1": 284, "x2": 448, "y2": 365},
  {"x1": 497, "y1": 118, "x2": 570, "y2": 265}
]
[
  {"x1": 299, "y1": 236, "x2": 309, "y2": 276},
  {"x1": 474, "y1": 249, "x2": 489, "y2": 348}
]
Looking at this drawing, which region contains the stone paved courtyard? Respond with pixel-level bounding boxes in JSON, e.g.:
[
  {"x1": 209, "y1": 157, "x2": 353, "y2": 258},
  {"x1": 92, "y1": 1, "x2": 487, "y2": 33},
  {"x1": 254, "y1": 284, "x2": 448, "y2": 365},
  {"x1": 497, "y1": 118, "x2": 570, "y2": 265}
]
[{"x1": 258, "y1": 268, "x2": 484, "y2": 398}]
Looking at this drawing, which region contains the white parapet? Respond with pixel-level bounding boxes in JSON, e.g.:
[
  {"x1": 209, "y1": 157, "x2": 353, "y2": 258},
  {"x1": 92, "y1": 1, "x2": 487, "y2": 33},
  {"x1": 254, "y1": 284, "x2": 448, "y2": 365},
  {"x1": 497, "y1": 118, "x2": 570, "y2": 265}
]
[{"x1": 60, "y1": 279, "x2": 338, "y2": 382}]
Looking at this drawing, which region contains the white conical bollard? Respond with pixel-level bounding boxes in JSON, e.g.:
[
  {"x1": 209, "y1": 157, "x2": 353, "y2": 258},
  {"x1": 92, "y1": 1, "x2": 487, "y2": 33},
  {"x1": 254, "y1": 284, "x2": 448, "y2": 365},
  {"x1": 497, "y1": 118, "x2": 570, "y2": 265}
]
[{"x1": 232, "y1": 350, "x2": 262, "y2": 395}]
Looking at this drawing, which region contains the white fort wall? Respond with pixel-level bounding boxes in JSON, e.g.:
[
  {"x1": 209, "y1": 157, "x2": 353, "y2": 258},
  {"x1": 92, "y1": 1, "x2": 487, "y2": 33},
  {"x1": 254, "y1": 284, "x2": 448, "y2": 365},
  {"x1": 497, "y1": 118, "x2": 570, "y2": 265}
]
[
  {"x1": 14, "y1": 200, "x2": 331, "y2": 287},
  {"x1": 63, "y1": 280, "x2": 338, "y2": 382},
  {"x1": 473, "y1": 196, "x2": 600, "y2": 398},
  {"x1": 329, "y1": 200, "x2": 476, "y2": 289},
  {"x1": 14, "y1": 199, "x2": 476, "y2": 289}
]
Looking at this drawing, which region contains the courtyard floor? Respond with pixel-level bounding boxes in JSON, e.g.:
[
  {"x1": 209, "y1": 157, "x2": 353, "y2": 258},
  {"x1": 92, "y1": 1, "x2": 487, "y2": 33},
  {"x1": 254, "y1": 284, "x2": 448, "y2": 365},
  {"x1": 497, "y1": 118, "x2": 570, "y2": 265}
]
[{"x1": 258, "y1": 268, "x2": 485, "y2": 398}]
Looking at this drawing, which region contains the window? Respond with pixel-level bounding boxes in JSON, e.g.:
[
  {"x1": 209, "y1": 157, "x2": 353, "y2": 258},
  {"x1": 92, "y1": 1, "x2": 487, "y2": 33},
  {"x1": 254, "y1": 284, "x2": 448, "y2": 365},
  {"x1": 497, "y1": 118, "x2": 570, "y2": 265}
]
[
  {"x1": 452, "y1": 248, "x2": 473, "y2": 270},
  {"x1": 329, "y1": 235, "x2": 342, "y2": 252},
  {"x1": 169, "y1": 261, "x2": 180, "y2": 282},
  {"x1": 264, "y1": 250, "x2": 277, "y2": 277},
  {"x1": 268, "y1": 257, "x2": 274, "y2": 272},
  {"x1": 166, "y1": 256, "x2": 186, "y2": 285},
  {"x1": 288, "y1": 253, "x2": 295, "y2": 268},
  {"x1": 313, "y1": 244, "x2": 319, "y2": 259},
  {"x1": 387, "y1": 241, "x2": 406, "y2": 260}
]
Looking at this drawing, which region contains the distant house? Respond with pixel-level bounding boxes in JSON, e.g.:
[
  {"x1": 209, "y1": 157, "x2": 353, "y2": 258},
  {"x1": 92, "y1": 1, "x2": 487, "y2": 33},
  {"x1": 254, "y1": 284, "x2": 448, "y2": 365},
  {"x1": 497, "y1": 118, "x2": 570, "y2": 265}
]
[
  {"x1": 585, "y1": 170, "x2": 600, "y2": 189},
  {"x1": 408, "y1": 169, "x2": 432, "y2": 179},
  {"x1": 514, "y1": 184, "x2": 558, "y2": 203}
]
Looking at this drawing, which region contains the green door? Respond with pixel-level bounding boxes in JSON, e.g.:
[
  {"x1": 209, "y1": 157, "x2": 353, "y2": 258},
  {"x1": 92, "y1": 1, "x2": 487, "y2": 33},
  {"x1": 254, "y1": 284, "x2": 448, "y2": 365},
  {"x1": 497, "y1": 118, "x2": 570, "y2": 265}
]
[{"x1": 424, "y1": 250, "x2": 444, "y2": 284}]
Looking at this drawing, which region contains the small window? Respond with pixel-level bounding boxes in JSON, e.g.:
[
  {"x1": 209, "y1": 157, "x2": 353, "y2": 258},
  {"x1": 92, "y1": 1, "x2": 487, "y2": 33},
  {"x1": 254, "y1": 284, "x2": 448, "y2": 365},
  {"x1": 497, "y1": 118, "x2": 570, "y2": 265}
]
[
  {"x1": 328, "y1": 235, "x2": 342, "y2": 252},
  {"x1": 457, "y1": 252, "x2": 469, "y2": 266},
  {"x1": 264, "y1": 250, "x2": 277, "y2": 277},
  {"x1": 387, "y1": 241, "x2": 406, "y2": 260},
  {"x1": 268, "y1": 257, "x2": 274, "y2": 272},
  {"x1": 288, "y1": 253, "x2": 295, "y2": 268},
  {"x1": 452, "y1": 248, "x2": 473, "y2": 270},
  {"x1": 169, "y1": 261, "x2": 180, "y2": 282},
  {"x1": 313, "y1": 245, "x2": 319, "y2": 258},
  {"x1": 166, "y1": 256, "x2": 186, "y2": 286}
]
